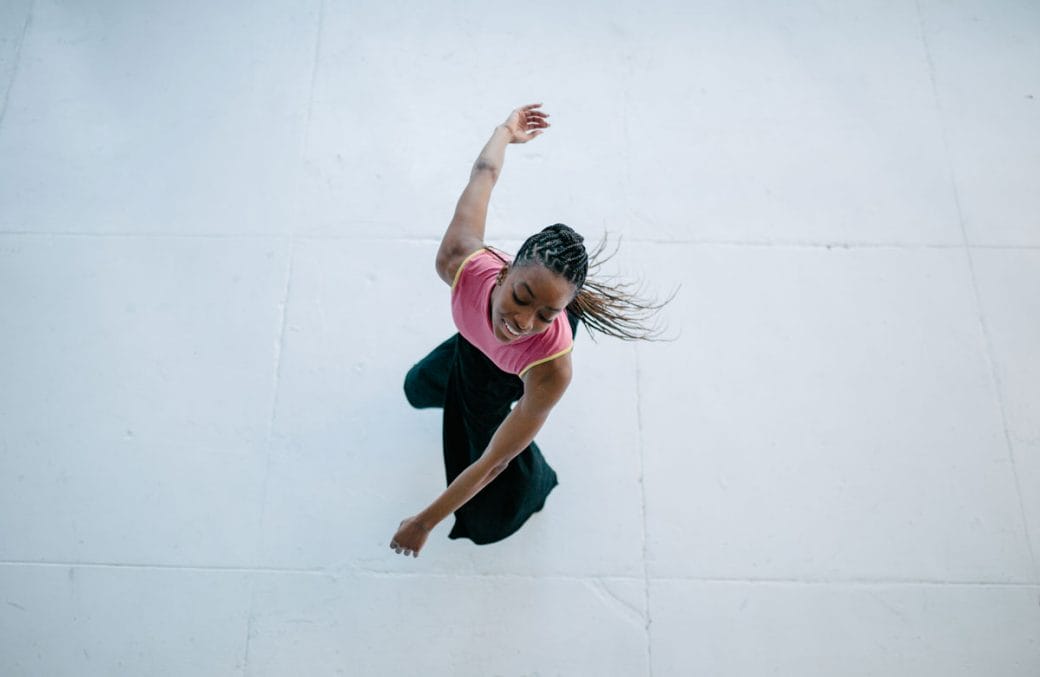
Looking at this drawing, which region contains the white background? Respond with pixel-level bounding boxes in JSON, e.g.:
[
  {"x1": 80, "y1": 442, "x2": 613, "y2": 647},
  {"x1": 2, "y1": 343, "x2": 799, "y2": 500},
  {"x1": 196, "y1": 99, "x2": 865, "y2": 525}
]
[{"x1": 1, "y1": 0, "x2": 1038, "y2": 675}]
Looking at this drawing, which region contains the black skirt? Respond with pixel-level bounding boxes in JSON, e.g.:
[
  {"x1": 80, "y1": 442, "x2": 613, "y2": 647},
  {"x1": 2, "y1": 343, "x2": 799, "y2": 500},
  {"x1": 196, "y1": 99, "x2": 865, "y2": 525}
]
[{"x1": 403, "y1": 310, "x2": 580, "y2": 544}]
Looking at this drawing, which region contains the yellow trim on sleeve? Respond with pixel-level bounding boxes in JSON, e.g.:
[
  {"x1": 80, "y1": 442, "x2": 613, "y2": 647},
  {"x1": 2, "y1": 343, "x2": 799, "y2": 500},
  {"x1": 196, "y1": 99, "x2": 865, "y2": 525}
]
[
  {"x1": 518, "y1": 343, "x2": 574, "y2": 378},
  {"x1": 451, "y1": 248, "x2": 487, "y2": 291}
]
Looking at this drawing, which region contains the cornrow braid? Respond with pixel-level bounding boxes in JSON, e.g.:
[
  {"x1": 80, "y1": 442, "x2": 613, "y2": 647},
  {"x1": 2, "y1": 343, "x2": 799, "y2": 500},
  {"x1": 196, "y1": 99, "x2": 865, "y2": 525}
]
[
  {"x1": 514, "y1": 223, "x2": 588, "y2": 289},
  {"x1": 499, "y1": 224, "x2": 673, "y2": 341}
]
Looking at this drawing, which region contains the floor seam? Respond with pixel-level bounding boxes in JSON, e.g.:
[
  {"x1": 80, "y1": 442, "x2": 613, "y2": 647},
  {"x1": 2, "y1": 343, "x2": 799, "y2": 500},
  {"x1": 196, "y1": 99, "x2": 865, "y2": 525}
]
[
  {"x1": 1, "y1": 561, "x2": 1036, "y2": 588},
  {"x1": 301, "y1": 0, "x2": 324, "y2": 158},
  {"x1": 255, "y1": 238, "x2": 295, "y2": 572},
  {"x1": 0, "y1": 0, "x2": 32, "y2": 132},
  {"x1": 915, "y1": 0, "x2": 1038, "y2": 582},
  {"x1": 241, "y1": 577, "x2": 257, "y2": 677},
  {"x1": 1, "y1": 230, "x2": 1038, "y2": 250},
  {"x1": 634, "y1": 343, "x2": 653, "y2": 677}
]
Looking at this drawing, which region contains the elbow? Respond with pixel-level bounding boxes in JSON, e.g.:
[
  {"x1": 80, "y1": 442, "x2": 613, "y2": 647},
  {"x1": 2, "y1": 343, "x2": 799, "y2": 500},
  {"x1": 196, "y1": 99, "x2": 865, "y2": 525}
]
[
  {"x1": 472, "y1": 160, "x2": 500, "y2": 182},
  {"x1": 485, "y1": 461, "x2": 509, "y2": 482},
  {"x1": 435, "y1": 248, "x2": 450, "y2": 280}
]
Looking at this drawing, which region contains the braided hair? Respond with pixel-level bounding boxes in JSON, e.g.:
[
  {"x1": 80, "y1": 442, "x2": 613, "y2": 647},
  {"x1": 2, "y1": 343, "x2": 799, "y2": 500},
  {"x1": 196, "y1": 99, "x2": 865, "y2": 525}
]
[
  {"x1": 491, "y1": 223, "x2": 671, "y2": 341},
  {"x1": 515, "y1": 223, "x2": 589, "y2": 290}
]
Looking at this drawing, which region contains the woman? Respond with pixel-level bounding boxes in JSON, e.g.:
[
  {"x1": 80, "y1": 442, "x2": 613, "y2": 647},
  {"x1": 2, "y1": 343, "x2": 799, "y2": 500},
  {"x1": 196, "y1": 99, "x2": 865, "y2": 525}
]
[{"x1": 390, "y1": 103, "x2": 666, "y2": 557}]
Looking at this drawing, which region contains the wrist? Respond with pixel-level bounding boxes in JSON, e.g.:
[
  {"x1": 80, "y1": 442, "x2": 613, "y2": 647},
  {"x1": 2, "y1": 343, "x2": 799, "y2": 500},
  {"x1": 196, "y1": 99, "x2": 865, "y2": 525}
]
[{"x1": 414, "y1": 512, "x2": 436, "y2": 532}]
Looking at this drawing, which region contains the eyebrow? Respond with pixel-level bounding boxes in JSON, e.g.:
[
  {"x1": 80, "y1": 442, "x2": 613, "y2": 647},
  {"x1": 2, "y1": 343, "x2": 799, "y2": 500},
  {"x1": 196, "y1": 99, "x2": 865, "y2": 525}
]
[{"x1": 519, "y1": 282, "x2": 562, "y2": 313}]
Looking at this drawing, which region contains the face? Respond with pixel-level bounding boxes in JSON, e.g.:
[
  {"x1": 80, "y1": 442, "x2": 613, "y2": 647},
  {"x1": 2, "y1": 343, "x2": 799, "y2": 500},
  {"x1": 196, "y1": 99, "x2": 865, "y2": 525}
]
[{"x1": 490, "y1": 262, "x2": 576, "y2": 343}]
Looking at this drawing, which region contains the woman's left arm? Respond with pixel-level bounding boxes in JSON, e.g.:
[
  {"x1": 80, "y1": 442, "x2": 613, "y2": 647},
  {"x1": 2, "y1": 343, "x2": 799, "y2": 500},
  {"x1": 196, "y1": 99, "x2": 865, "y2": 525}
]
[{"x1": 390, "y1": 355, "x2": 572, "y2": 557}]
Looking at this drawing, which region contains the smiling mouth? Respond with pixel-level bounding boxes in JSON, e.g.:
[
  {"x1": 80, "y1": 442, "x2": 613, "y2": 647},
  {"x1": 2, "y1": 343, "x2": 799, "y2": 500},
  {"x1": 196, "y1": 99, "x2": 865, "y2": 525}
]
[{"x1": 502, "y1": 318, "x2": 524, "y2": 338}]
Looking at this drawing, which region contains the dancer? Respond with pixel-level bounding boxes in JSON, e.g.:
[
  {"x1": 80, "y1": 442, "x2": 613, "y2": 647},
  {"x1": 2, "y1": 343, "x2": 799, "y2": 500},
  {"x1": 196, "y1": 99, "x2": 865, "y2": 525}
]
[{"x1": 391, "y1": 103, "x2": 668, "y2": 557}]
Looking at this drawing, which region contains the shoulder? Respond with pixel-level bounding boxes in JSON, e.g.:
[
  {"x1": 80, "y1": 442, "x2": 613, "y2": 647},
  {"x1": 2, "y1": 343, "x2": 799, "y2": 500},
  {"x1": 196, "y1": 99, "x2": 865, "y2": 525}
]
[
  {"x1": 435, "y1": 237, "x2": 485, "y2": 286},
  {"x1": 520, "y1": 350, "x2": 572, "y2": 409}
]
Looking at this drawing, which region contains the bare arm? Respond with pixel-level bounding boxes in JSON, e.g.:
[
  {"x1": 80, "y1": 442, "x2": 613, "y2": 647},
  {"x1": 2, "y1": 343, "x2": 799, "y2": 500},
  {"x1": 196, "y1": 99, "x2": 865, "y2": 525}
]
[
  {"x1": 390, "y1": 353, "x2": 572, "y2": 556},
  {"x1": 434, "y1": 103, "x2": 550, "y2": 286}
]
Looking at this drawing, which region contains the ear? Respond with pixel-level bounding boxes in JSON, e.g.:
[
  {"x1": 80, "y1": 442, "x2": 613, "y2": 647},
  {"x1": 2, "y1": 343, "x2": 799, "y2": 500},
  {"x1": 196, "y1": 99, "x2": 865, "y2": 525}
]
[{"x1": 496, "y1": 265, "x2": 508, "y2": 285}]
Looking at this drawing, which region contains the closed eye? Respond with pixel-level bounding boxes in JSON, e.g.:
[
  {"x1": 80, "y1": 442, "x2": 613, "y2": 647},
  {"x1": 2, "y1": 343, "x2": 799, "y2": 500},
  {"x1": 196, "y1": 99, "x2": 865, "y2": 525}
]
[{"x1": 513, "y1": 288, "x2": 554, "y2": 323}]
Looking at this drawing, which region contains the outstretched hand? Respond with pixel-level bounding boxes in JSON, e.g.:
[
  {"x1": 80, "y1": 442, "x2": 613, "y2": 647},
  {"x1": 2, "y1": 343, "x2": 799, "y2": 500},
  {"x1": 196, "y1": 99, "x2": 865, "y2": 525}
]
[
  {"x1": 501, "y1": 103, "x2": 550, "y2": 143},
  {"x1": 390, "y1": 516, "x2": 429, "y2": 558}
]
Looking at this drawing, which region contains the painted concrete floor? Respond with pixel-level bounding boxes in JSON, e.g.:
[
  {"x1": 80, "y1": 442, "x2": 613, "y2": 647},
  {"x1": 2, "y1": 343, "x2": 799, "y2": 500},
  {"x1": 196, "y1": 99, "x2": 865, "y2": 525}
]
[{"x1": 1, "y1": 1, "x2": 1039, "y2": 675}]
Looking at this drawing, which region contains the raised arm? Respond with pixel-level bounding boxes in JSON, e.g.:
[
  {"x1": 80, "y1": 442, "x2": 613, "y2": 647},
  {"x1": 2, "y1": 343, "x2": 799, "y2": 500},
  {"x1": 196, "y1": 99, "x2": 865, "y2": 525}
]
[{"x1": 434, "y1": 103, "x2": 550, "y2": 286}]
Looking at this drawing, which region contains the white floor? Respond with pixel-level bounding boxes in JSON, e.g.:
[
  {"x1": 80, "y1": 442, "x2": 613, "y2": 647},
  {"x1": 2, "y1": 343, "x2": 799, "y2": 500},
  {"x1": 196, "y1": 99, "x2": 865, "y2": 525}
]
[{"x1": 1, "y1": 1, "x2": 1038, "y2": 675}]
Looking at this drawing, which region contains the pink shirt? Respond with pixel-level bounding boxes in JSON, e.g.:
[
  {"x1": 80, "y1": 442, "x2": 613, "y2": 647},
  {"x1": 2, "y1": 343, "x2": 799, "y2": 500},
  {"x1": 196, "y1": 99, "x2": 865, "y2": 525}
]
[{"x1": 451, "y1": 248, "x2": 574, "y2": 376}]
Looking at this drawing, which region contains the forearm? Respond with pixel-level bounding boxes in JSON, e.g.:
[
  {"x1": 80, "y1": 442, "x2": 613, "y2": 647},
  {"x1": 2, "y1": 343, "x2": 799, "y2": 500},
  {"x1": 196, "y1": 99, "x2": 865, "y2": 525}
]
[
  {"x1": 472, "y1": 125, "x2": 512, "y2": 179},
  {"x1": 435, "y1": 126, "x2": 512, "y2": 272},
  {"x1": 415, "y1": 403, "x2": 545, "y2": 530},
  {"x1": 415, "y1": 461, "x2": 500, "y2": 531}
]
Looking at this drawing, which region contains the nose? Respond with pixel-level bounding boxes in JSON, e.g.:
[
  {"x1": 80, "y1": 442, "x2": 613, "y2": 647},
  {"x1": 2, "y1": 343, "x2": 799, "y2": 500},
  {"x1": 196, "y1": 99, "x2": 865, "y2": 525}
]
[{"x1": 514, "y1": 311, "x2": 533, "y2": 332}]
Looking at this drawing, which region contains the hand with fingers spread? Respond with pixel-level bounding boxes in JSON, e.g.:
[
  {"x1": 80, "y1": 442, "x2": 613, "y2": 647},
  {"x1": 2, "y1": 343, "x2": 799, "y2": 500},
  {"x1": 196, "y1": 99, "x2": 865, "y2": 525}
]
[
  {"x1": 389, "y1": 516, "x2": 430, "y2": 558},
  {"x1": 500, "y1": 102, "x2": 550, "y2": 144}
]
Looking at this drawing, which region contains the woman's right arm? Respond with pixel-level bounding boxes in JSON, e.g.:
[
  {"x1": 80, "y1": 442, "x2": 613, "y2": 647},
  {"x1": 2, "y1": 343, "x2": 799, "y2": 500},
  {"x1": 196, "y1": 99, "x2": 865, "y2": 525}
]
[{"x1": 434, "y1": 103, "x2": 550, "y2": 286}]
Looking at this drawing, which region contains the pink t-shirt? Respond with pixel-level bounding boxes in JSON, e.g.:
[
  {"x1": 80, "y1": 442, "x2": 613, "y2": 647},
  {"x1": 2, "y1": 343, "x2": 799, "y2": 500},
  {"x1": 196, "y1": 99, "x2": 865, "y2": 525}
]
[{"x1": 450, "y1": 248, "x2": 574, "y2": 377}]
